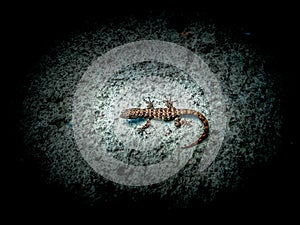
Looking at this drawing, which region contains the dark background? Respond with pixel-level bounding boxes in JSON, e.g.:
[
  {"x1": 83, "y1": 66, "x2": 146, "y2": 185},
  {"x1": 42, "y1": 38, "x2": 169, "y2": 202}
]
[{"x1": 7, "y1": 2, "x2": 298, "y2": 220}]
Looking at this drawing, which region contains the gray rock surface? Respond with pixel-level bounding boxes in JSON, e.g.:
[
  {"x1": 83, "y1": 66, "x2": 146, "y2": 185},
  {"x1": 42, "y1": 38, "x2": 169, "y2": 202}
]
[{"x1": 19, "y1": 12, "x2": 282, "y2": 209}]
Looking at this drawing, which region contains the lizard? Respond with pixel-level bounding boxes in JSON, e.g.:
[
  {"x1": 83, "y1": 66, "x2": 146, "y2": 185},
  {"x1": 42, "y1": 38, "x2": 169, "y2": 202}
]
[{"x1": 120, "y1": 97, "x2": 209, "y2": 149}]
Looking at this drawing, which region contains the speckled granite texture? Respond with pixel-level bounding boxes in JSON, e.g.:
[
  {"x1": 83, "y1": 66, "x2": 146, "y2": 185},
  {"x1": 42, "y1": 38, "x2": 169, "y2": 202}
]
[{"x1": 19, "y1": 12, "x2": 282, "y2": 209}]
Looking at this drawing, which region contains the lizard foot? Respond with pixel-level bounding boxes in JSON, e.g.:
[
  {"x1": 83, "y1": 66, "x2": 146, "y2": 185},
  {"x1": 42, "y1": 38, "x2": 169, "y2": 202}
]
[{"x1": 143, "y1": 97, "x2": 154, "y2": 109}]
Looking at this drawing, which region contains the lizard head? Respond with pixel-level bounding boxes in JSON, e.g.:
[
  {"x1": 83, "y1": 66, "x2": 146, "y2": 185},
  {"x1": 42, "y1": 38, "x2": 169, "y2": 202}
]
[{"x1": 120, "y1": 108, "x2": 140, "y2": 119}]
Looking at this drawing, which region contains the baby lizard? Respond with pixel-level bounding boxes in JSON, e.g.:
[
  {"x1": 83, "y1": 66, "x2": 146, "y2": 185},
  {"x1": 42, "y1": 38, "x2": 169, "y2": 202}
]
[{"x1": 120, "y1": 97, "x2": 209, "y2": 149}]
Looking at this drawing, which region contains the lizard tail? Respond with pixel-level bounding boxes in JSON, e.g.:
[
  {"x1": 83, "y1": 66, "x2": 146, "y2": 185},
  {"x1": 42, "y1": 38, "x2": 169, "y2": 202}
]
[{"x1": 179, "y1": 109, "x2": 209, "y2": 149}]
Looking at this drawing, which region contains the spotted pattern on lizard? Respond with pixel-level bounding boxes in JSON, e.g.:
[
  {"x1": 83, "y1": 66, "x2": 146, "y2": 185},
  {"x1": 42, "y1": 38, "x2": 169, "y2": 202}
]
[{"x1": 120, "y1": 97, "x2": 209, "y2": 149}]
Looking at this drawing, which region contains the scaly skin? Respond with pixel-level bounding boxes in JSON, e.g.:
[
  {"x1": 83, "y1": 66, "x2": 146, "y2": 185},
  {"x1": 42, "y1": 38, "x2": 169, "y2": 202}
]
[{"x1": 120, "y1": 97, "x2": 209, "y2": 149}]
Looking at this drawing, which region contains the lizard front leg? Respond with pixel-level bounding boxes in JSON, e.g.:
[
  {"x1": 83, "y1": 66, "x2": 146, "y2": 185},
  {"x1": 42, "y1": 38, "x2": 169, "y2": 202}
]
[
  {"x1": 143, "y1": 97, "x2": 154, "y2": 109},
  {"x1": 135, "y1": 97, "x2": 154, "y2": 135},
  {"x1": 137, "y1": 118, "x2": 151, "y2": 135}
]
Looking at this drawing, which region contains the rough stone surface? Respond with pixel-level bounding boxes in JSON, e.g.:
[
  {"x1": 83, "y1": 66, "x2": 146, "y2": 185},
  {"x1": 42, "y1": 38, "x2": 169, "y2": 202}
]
[{"x1": 19, "y1": 12, "x2": 282, "y2": 209}]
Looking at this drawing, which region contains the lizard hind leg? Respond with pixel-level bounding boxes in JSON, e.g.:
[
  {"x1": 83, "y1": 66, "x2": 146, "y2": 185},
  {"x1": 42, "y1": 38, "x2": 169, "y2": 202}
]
[
  {"x1": 163, "y1": 95, "x2": 177, "y2": 109},
  {"x1": 174, "y1": 116, "x2": 192, "y2": 128},
  {"x1": 174, "y1": 116, "x2": 182, "y2": 127}
]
